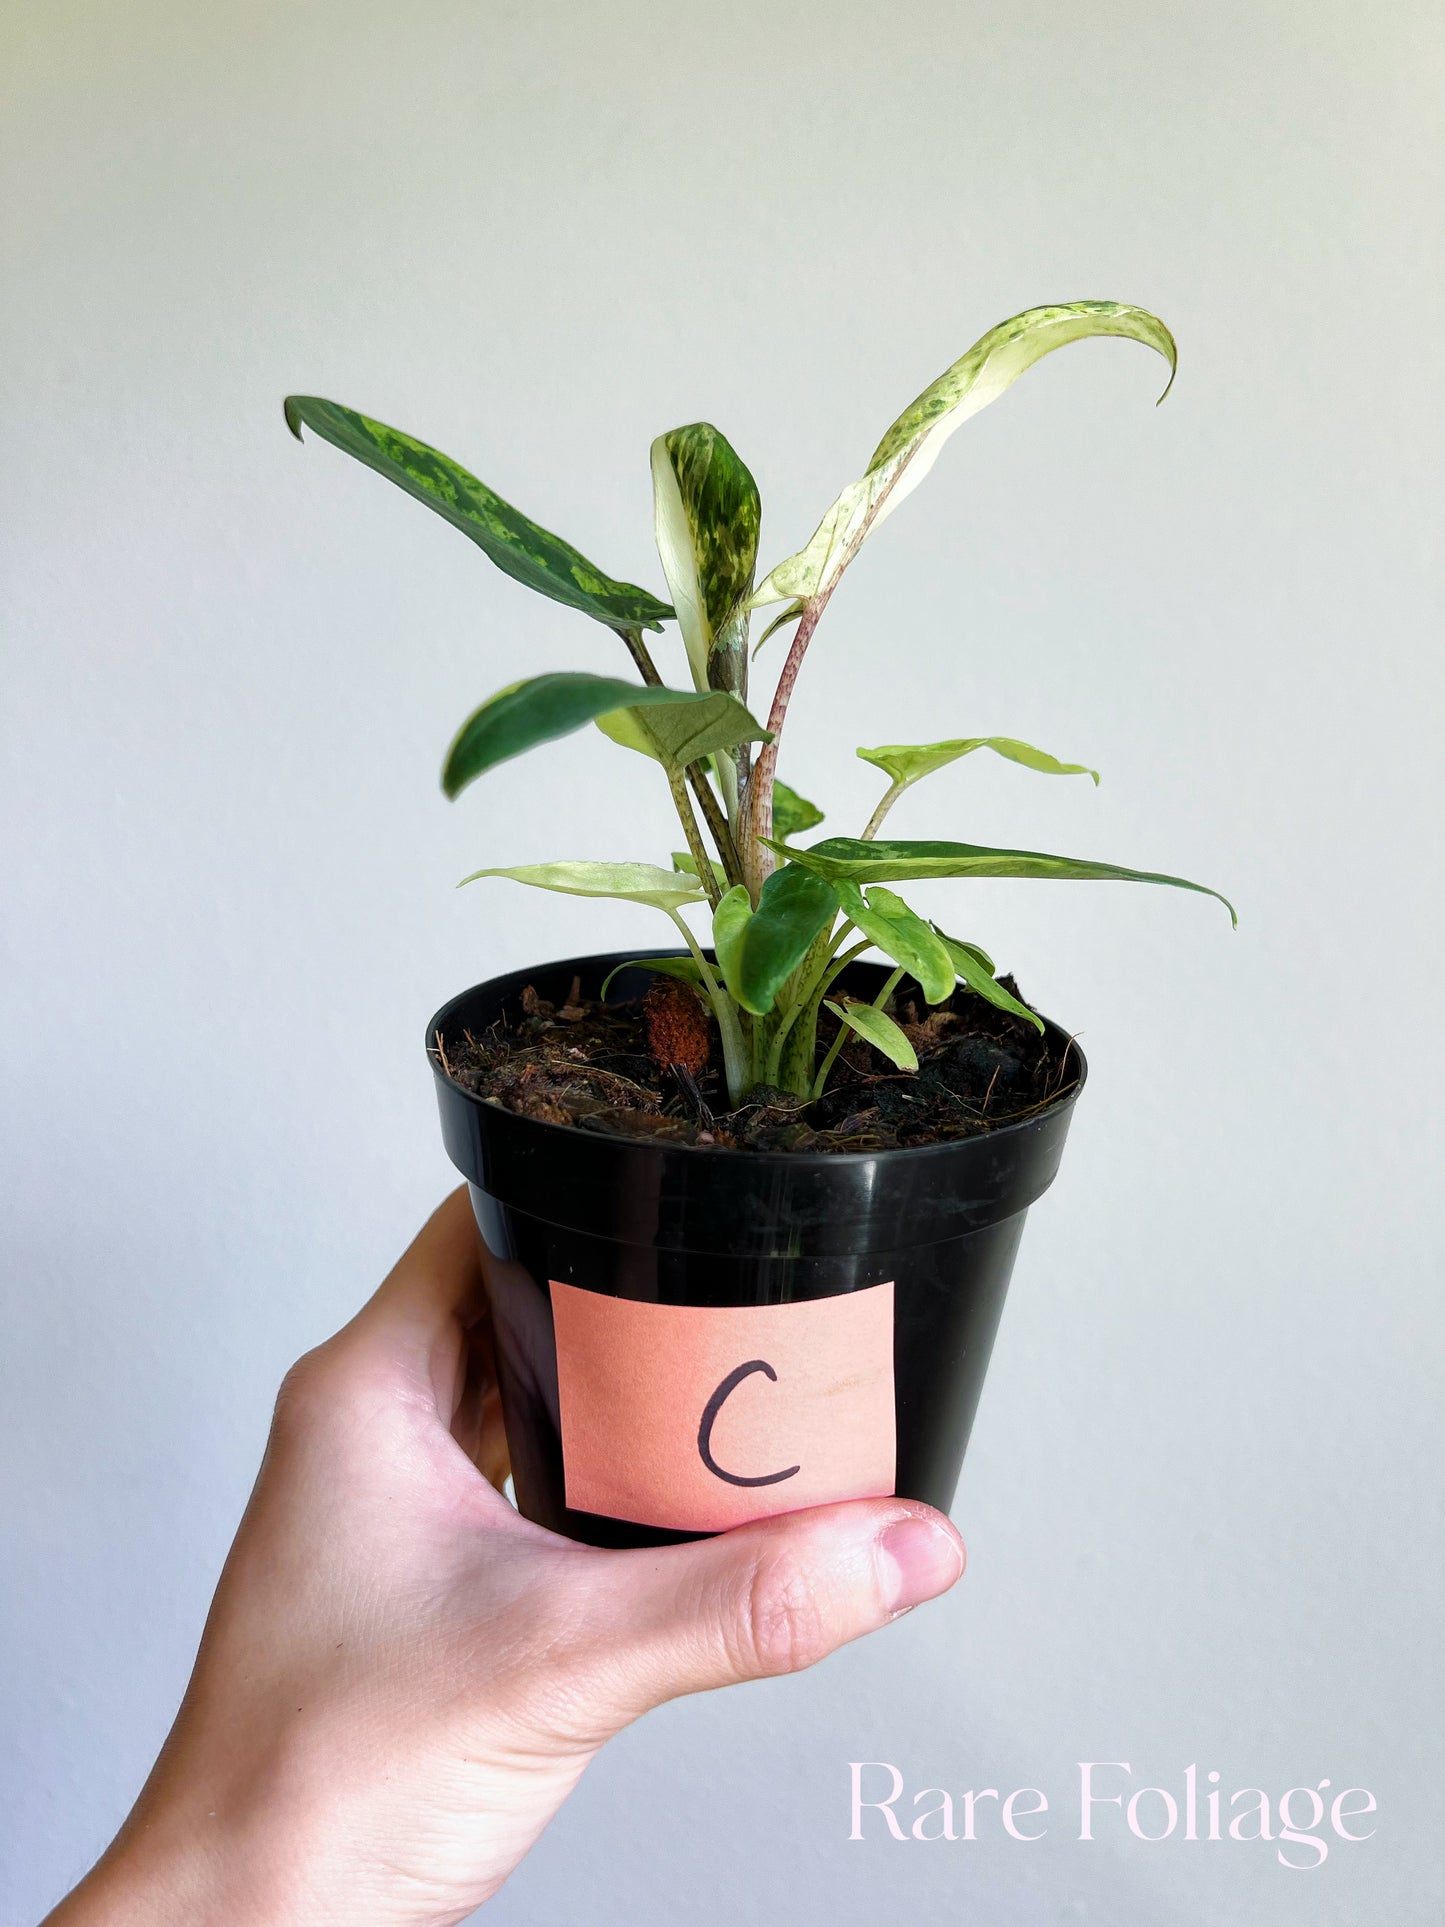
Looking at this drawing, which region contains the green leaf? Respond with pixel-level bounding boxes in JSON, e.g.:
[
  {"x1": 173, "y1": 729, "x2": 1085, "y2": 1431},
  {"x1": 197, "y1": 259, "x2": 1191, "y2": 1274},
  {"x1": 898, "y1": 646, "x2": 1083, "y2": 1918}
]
[
  {"x1": 593, "y1": 705, "x2": 661, "y2": 759},
  {"x1": 632, "y1": 689, "x2": 771, "y2": 768},
  {"x1": 734, "y1": 865, "x2": 840, "y2": 1016},
  {"x1": 600, "y1": 954, "x2": 703, "y2": 997},
  {"x1": 597, "y1": 694, "x2": 769, "y2": 769},
  {"x1": 932, "y1": 927, "x2": 1044, "y2": 1033},
  {"x1": 285, "y1": 396, "x2": 671, "y2": 631},
  {"x1": 773, "y1": 779, "x2": 825, "y2": 838},
  {"x1": 834, "y1": 881, "x2": 956, "y2": 1006},
  {"x1": 823, "y1": 999, "x2": 918, "y2": 1072},
  {"x1": 597, "y1": 697, "x2": 764, "y2": 786},
  {"x1": 458, "y1": 861, "x2": 706, "y2": 911},
  {"x1": 671, "y1": 850, "x2": 730, "y2": 892},
  {"x1": 444, "y1": 673, "x2": 757, "y2": 798},
  {"x1": 859, "y1": 736, "x2": 1099, "y2": 789},
  {"x1": 650, "y1": 423, "x2": 761, "y2": 691},
  {"x1": 749, "y1": 302, "x2": 1176, "y2": 609},
  {"x1": 711, "y1": 885, "x2": 753, "y2": 1000},
  {"x1": 932, "y1": 928, "x2": 994, "y2": 976},
  {"x1": 768, "y1": 836, "x2": 1236, "y2": 924}
]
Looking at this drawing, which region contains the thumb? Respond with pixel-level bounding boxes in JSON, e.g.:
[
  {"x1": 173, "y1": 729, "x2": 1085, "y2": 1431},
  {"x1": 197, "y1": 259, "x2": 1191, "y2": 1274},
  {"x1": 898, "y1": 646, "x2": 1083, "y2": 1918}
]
[{"x1": 570, "y1": 1500, "x2": 964, "y2": 1726}]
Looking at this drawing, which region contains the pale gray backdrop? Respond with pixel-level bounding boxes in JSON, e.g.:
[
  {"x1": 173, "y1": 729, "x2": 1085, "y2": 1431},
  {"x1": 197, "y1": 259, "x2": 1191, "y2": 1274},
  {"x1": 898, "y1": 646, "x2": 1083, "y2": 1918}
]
[{"x1": 3, "y1": 2, "x2": 1442, "y2": 1922}]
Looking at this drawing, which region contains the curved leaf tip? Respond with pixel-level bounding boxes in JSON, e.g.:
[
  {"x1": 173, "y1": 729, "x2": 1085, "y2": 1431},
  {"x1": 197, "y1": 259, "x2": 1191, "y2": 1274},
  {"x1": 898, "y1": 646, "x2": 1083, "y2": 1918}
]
[{"x1": 751, "y1": 300, "x2": 1179, "y2": 613}]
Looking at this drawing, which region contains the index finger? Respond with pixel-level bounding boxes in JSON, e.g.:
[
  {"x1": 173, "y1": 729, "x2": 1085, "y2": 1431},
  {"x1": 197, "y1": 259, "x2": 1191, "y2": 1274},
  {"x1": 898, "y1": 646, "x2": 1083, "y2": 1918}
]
[{"x1": 343, "y1": 1187, "x2": 487, "y2": 1400}]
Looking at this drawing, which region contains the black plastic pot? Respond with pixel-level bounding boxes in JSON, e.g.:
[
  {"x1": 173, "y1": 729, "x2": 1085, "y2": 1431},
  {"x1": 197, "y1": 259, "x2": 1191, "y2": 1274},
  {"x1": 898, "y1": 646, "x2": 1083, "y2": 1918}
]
[{"x1": 429, "y1": 949, "x2": 1084, "y2": 1547}]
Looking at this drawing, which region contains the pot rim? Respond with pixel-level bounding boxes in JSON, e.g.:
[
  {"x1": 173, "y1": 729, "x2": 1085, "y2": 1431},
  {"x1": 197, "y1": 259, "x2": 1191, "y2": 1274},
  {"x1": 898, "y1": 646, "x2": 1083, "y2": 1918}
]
[{"x1": 426, "y1": 946, "x2": 1087, "y2": 1170}]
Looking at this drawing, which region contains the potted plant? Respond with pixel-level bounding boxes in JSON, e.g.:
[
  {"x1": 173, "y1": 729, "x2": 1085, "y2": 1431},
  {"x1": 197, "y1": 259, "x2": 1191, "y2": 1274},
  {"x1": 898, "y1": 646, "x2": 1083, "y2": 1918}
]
[{"x1": 287, "y1": 301, "x2": 1232, "y2": 1548}]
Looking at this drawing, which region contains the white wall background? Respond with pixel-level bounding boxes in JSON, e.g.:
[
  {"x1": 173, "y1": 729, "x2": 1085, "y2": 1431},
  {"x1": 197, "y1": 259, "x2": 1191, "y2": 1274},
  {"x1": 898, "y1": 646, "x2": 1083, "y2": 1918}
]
[{"x1": 3, "y1": 1, "x2": 1442, "y2": 1921}]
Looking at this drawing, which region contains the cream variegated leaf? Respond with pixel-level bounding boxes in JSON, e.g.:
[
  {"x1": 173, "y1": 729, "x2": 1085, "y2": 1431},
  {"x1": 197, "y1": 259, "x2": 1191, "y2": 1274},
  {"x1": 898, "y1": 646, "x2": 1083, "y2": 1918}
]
[
  {"x1": 859, "y1": 736, "x2": 1099, "y2": 789},
  {"x1": 650, "y1": 423, "x2": 760, "y2": 692},
  {"x1": 750, "y1": 302, "x2": 1177, "y2": 609},
  {"x1": 651, "y1": 438, "x2": 709, "y2": 688},
  {"x1": 457, "y1": 861, "x2": 706, "y2": 911}
]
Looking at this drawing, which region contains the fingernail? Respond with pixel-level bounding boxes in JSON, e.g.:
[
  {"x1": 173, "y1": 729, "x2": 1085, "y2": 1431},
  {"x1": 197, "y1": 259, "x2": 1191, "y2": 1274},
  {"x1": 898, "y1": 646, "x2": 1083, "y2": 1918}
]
[{"x1": 877, "y1": 1514, "x2": 965, "y2": 1614}]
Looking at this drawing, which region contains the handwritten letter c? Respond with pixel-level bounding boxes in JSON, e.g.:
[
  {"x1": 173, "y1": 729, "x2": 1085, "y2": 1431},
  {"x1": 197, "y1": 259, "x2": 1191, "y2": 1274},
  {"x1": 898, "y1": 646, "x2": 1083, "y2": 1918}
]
[{"x1": 696, "y1": 1359, "x2": 802, "y2": 1487}]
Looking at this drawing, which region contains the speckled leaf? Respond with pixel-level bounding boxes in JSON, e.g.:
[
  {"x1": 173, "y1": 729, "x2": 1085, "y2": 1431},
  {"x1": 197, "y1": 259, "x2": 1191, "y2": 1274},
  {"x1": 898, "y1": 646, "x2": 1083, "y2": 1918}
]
[
  {"x1": 443, "y1": 673, "x2": 749, "y2": 798},
  {"x1": 768, "y1": 836, "x2": 1236, "y2": 923},
  {"x1": 457, "y1": 861, "x2": 705, "y2": 910},
  {"x1": 932, "y1": 927, "x2": 1044, "y2": 1032},
  {"x1": 773, "y1": 780, "x2": 824, "y2": 838},
  {"x1": 651, "y1": 423, "x2": 761, "y2": 689},
  {"x1": 859, "y1": 736, "x2": 1099, "y2": 789},
  {"x1": 823, "y1": 1000, "x2": 918, "y2": 1072},
  {"x1": 734, "y1": 864, "x2": 840, "y2": 1016},
  {"x1": 834, "y1": 881, "x2": 955, "y2": 1006},
  {"x1": 749, "y1": 302, "x2": 1176, "y2": 608},
  {"x1": 286, "y1": 396, "x2": 672, "y2": 630}
]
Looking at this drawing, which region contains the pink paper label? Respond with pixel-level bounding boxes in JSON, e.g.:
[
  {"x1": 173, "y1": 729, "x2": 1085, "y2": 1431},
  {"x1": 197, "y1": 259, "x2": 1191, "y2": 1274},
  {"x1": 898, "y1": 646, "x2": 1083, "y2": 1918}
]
[{"x1": 550, "y1": 1280, "x2": 897, "y2": 1531}]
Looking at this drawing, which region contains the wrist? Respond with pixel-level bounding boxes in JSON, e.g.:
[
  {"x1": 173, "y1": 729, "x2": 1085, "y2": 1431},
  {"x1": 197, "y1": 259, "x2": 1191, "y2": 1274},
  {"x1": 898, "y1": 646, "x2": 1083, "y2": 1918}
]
[{"x1": 45, "y1": 1810, "x2": 284, "y2": 1927}]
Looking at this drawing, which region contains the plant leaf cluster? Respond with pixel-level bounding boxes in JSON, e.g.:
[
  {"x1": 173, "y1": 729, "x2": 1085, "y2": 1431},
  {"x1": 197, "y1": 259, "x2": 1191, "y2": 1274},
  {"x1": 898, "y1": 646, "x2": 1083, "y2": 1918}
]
[{"x1": 288, "y1": 301, "x2": 1232, "y2": 1109}]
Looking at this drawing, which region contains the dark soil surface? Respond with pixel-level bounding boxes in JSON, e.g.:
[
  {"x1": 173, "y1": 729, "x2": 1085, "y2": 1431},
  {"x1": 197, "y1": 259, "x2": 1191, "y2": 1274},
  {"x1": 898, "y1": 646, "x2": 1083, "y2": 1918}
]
[{"x1": 433, "y1": 972, "x2": 1080, "y2": 1154}]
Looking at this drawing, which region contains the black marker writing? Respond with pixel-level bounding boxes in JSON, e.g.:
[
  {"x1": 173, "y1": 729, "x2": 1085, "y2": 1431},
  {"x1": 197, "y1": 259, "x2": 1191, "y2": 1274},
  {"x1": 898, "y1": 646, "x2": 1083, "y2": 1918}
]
[{"x1": 697, "y1": 1359, "x2": 801, "y2": 1487}]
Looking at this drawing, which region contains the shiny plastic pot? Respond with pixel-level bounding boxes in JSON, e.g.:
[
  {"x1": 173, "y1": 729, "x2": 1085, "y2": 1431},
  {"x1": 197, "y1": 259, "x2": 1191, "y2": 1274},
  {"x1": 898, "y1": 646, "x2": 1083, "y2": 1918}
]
[{"x1": 429, "y1": 949, "x2": 1084, "y2": 1547}]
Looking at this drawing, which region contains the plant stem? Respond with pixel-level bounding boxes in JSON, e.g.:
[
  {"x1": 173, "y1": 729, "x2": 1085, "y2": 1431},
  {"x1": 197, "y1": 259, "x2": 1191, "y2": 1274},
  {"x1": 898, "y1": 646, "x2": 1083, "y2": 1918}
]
[
  {"x1": 861, "y1": 779, "x2": 907, "y2": 841},
  {"x1": 873, "y1": 965, "x2": 907, "y2": 1007},
  {"x1": 666, "y1": 908, "x2": 748, "y2": 1106},
  {"x1": 688, "y1": 765, "x2": 743, "y2": 886},
  {"x1": 764, "y1": 929, "x2": 866, "y2": 1084},
  {"x1": 617, "y1": 625, "x2": 664, "y2": 687},
  {"x1": 742, "y1": 484, "x2": 895, "y2": 890},
  {"x1": 618, "y1": 623, "x2": 742, "y2": 892},
  {"x1": 772, "y1": 939, "x2": 870, "y2": 1093},
  {"x1": 669, "y1": 766, "x2": 723, "y2": 909},
  {"x1": 739, "y1": 589, "x2": 830, "y2": 894}
]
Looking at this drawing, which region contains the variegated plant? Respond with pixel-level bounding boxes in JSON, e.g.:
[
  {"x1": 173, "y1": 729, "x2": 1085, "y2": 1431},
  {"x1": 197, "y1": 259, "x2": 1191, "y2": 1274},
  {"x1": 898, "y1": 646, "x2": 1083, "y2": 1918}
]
[{"x1": 287, "y1": 301, "x2": 1232, "y2": 1109}]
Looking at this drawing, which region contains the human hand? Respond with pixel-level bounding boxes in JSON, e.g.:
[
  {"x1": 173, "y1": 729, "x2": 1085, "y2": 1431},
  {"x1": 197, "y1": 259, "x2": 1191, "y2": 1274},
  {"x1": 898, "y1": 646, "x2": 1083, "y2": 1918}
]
[{"x1": 47, "y1": 1189, "x2": 965, "y2": 1927}]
